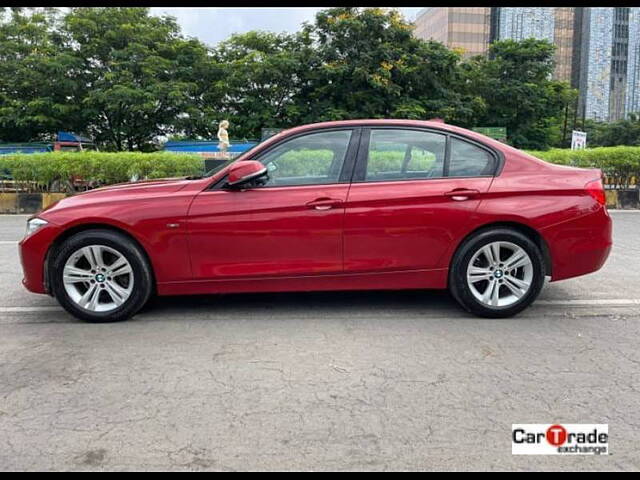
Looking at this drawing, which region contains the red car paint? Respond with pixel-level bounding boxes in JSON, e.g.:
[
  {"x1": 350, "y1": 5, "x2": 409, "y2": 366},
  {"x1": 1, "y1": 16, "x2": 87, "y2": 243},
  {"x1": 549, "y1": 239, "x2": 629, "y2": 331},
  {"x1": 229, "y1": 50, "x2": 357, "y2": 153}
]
[
  {"x1": 226, "y1": 160, "x2": 266, "y2": 185},
  {"x1": 19, "y1": 119, "x2": 612, "y2": 298}
]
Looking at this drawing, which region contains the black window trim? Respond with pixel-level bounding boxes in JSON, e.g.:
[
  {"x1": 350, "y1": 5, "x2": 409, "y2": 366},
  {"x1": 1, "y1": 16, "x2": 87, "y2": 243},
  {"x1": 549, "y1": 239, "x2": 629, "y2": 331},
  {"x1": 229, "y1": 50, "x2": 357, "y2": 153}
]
[
  {"x1": 208, "y1": 126, "x2": 362, "y2": 191},
  {"x1": 352, "y1": 126, "x2": 504, "y2": 184}
]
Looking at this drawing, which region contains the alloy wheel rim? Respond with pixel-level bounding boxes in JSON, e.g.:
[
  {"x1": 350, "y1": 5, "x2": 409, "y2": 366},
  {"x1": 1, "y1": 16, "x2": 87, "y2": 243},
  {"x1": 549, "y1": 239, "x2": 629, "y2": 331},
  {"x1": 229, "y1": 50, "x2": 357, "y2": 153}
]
[
  {"x1": 466, "y1": 241, "x2": 533, "y2": 308},
  {"x1": 63, "y1": 245, "x2": 134, "y2": 312}
]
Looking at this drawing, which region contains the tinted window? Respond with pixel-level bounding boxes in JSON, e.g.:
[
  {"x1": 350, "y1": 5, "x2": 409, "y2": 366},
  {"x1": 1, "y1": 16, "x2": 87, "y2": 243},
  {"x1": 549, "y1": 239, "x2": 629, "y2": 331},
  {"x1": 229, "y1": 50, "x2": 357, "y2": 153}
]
[
  {"x1": 365, "y1": 129, "x2": 446, "y2": 181},
  {"x1": 449, "y1": 138, "x2": 496, "y2": 177},
  {"x1": 257, "y1": 130, "x2": 352, "y2": 186}
]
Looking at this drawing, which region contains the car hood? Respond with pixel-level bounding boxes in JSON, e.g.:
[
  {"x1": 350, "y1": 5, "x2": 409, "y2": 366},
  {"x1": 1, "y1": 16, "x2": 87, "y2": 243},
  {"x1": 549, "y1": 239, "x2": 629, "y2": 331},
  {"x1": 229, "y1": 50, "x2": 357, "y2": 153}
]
[
  {"x1": 40, "y1": 177, "x2": 195, "y2": 217},
  {"x1": 75, "y1": 177, "x2": 193, "y2": 195}
]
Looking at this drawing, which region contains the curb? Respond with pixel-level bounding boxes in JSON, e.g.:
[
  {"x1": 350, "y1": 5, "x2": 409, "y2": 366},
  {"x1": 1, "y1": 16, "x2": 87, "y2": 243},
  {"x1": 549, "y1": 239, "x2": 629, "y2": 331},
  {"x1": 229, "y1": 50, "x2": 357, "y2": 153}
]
[
  {"x1": 0, "y1": 193, "x2": 67, "y2": 214},
  {"x1": 605, "y1": 189, "x2": 640, "y2": 209}
]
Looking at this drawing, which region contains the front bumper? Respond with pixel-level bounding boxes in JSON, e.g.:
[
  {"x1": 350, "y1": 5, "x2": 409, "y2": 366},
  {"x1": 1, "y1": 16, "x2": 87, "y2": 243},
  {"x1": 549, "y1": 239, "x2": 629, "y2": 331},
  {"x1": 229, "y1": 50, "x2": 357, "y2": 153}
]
[{"x1": 19, "y1": 222, "x2": 62, "y2": 294}]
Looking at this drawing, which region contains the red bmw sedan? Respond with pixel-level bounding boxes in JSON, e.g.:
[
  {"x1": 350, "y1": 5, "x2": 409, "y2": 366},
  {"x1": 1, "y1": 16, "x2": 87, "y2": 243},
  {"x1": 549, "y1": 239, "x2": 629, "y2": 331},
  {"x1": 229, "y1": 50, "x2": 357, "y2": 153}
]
[{"x1": 19, "y1": 120, "x2": 612, "y2": 322}]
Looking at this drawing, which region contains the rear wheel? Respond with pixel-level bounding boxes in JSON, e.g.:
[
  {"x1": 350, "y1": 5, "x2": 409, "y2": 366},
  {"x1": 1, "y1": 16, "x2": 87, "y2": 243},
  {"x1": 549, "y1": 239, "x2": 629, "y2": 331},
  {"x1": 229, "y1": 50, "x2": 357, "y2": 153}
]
[
  {"x1": 449, "y1": 228, "x2": 545, "y2": 318},
  {"x1": 50, "y1": 229, "x2": 153, "y2": 322}
]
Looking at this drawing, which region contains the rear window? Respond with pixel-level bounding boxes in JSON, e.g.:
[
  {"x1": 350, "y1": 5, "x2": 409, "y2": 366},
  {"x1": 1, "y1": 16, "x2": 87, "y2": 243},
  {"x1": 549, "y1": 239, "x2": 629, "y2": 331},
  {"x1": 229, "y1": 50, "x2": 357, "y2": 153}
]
[{"x1": 448, "y1": 138, "x2": 496, "y2": 177}]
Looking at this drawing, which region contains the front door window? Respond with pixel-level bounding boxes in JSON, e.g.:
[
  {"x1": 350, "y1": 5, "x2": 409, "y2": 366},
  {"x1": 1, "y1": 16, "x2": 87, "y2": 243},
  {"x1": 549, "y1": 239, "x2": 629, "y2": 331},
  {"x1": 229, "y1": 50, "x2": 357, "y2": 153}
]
[{"x1": 257, "y1": 130, "x2": 353, "y2": 187}]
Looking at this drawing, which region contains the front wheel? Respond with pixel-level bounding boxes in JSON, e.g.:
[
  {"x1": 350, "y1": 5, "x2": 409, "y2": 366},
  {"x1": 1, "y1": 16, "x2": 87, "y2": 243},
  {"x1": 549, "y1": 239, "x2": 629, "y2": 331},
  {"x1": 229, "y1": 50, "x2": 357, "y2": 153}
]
[
  {"x1": 449, "y1": 228, "x2": 546, "y2": 318},
  {"x1": 50, "y1": 229, "x2": 153, "y2": 322}
]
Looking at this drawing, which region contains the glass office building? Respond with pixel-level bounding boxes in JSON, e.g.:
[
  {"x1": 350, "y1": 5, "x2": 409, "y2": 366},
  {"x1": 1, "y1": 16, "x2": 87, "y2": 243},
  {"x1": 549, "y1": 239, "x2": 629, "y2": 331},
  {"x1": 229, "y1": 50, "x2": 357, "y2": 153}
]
[
  {"x1": 624, "y1": 8, "x2": 640, "y2": 118},
  {"x1": 413, "y1": 7, "x2": 640, "y2": 121},
  {"x1": 577, "y1": 7, "x2": 639, "y2": 121}
]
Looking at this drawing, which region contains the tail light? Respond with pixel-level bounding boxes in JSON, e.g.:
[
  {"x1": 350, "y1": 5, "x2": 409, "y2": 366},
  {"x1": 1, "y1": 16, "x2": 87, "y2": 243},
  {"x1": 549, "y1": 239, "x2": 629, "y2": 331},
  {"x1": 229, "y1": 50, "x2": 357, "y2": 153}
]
[{"x1": 585, "y1": 178, "x2": 606, "y2": 206}]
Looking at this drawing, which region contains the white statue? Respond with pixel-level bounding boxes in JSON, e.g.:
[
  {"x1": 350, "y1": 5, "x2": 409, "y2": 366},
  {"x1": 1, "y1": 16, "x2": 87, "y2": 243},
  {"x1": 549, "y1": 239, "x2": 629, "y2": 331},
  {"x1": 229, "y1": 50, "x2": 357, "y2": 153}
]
[{"x1": 217, "y1": 120, "x2": 230, "y2": 156}]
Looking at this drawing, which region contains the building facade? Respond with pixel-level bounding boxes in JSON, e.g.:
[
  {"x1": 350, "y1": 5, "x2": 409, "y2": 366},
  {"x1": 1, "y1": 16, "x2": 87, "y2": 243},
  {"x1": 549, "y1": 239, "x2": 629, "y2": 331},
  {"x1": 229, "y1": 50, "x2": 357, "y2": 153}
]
[
  {"x1": 413, "y1": 6, "x2": 640, "y2": 121},
  {"x1": 553, "y1": 7, "x2": 576, "y2": 84},
  {"x1": 495, "y1": 7, "x2": 555, "y2": 43},
  {"x1": 576, "y1": 7, "x2": 640, "y2": 121},
  {"x1": 577, "y1": 8, "x2": 614, "y2": 121},
  {"x1": 626, "y1": 8, "x2": 640, "y2": 117},
  {"x1": 413, "y1": 7, "x2": 491, "y2": 59},
  {"x1": 491, "y1": 7, "x2": 575, "y2": 83}
]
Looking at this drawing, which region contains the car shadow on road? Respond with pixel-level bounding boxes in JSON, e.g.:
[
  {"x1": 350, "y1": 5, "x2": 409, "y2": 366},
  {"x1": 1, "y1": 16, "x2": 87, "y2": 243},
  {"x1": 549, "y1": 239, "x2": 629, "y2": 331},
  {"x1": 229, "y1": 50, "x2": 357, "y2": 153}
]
[{"x1": 138, "y1": 289, "x2": 468, "y2": 319}]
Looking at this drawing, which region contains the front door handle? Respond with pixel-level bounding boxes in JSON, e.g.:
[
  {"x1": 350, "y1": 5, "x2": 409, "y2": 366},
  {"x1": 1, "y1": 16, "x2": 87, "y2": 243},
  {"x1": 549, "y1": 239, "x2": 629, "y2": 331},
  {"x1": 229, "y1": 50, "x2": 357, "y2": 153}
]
[
  {"x1": 444, "y1": 188, "x2": 480, "y2": 201},
  {"x1": 306, "y1": 198, "x2": 343, "y2": 210}
]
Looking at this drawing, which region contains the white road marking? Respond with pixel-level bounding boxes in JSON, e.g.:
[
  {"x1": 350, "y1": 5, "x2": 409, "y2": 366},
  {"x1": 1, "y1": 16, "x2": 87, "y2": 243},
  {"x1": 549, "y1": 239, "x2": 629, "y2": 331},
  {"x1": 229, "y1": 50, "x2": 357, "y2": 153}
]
[
  {"x1": 0, "y1": 306, "x2": 62, "y2": 313},
  {"x1": 0, "y1": 241, "x2": 18, "y2": 245},
  {"x1": 0, "y1": 299, "x2": 639, "y2": 314},
  {"x1": 536, "y1": 299, "x2": 640, "y2": 306}
]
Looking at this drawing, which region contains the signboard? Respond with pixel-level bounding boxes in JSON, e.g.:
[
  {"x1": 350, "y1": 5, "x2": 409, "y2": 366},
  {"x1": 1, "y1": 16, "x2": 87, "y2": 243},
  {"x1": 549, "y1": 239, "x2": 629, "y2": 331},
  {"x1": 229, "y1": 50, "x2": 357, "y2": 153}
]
[
  {"x1": 472, "y1": 127, "x2": 507, "y2": 143},
  {"x1": 571, "y1": 130, "x2": 587, "y2": 150}
]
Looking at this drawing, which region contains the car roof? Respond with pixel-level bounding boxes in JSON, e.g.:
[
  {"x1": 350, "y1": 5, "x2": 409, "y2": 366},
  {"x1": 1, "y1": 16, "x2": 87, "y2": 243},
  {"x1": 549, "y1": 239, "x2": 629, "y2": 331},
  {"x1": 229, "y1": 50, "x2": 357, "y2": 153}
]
[
  {"x1": 282, "y1": 119, "x2": 452, "y2": 133},
  {"x1": 232, "y1": 118, "x2": 534, "y2": 171},
  {"x1": 276, "y1": 119, "x2": 504, "y2": 149}
]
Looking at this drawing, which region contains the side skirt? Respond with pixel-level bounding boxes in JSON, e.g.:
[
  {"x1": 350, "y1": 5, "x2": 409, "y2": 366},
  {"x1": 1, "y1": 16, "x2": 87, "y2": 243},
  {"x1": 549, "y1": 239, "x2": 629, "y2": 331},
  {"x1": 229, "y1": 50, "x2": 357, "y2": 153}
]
[{"x1": 156, "y1": 268, "x2": 448, "y2": 296}]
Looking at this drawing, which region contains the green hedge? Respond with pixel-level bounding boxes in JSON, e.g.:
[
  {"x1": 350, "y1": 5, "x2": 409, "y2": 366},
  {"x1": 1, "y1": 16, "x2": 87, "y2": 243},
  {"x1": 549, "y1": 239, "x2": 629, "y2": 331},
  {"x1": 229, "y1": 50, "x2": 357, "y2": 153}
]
[
  {"x1": 526, "y1": 146, "x2": 640, "y2": 188},
  {"x1": 270, "y1": 149, "x2": 436, "y2": 178},
  {"x1": 0, "y1": 152, "x2": 204, "y2": 192},
  {"x1": 1, "y1": 146, "x2": 639, "y2": 193}
]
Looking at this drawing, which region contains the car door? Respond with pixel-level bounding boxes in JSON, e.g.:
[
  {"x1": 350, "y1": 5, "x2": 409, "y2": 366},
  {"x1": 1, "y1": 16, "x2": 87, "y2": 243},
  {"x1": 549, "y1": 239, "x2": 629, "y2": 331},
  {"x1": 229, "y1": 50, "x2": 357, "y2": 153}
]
[
  {"x1": 343, "y1": 128, "x2": 498, "y2": 273},
  {"x1": 187, "y1": 128, "x2": 359, "y2": 280}
]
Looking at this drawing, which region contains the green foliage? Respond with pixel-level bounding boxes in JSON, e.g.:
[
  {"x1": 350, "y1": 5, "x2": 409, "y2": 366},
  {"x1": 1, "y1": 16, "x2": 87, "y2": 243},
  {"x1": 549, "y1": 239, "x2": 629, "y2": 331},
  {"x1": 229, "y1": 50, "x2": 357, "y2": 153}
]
[
  {"x1": 367, "y1": 150, "x2": 435, "y2": 174},
  {"x1": 526, "y1": 146, "x2": 640, "y2": 188},
  {"x1": 583, "y1": 114, "x2": 640, "y2": 147},
  {"x1": 462, "y1": 39, "x2": 577, "y2": 150},
  {"x1": 0, "y1": 152, "x2": 204, "y2": 192},
  {"x1": 265, "y1": 149, "x2": 436, "y2": 180},
  {"x1": 295, "y1": 8, "x2": 480, "y2": 125},
  {"x1": 63, "y1": 7, "x2": 217, "y2": 151},
  {"x1": 213, "y1": 31, "x2": 311, "y2": 139},
  {"x1": 0, "y1": 8, "x2": 85, "y2": 142},
  {"x1": 0, "y1": 7, "x2": 620, "y2": 153},
  {"x1": 273, "y1": 149, "x2": 334, "y2": 178},
  {"x1": 3, "y1": 146, "x2": 639, "y2": 193}
]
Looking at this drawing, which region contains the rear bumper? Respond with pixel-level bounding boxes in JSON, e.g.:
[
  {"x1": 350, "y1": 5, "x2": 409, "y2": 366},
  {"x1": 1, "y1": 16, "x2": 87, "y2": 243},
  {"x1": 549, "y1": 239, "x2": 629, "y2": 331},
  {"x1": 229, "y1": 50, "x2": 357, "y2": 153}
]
[
  {"x1": 19, "y1": 223, "x2": 62, "y2": 294},
  {"x1": 542, "y1": 205, "x2": 612, "y2": 282}
]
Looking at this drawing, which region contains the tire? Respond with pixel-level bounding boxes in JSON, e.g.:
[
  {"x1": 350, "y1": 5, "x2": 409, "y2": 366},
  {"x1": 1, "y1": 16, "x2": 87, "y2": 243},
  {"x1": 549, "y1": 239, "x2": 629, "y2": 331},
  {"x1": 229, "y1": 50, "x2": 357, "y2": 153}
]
[
  {"x1": 50, "y1": 229, "x2": 153, "y2": 322},
  {"x1": 448, "y1": 228, "x2": 545, "y2": 318}
]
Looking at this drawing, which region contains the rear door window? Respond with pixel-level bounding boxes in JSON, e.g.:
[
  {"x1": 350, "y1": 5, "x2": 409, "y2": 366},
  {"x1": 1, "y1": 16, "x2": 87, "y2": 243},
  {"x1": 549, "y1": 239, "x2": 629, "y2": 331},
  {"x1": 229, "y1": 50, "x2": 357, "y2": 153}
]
[
  {"x1": 365, "y1": 129, "x2": 446, "y2": 181},
  {"x1": 448, "y1": 138, "x2": 497, "y2": 177}
]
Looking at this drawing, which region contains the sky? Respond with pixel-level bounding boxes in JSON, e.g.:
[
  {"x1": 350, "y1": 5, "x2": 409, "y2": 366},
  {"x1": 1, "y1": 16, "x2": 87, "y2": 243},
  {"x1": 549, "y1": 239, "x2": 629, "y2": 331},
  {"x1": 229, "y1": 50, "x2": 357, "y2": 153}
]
[{"x1": 149, "y1": 7, "x2": 425, "y2": 46}]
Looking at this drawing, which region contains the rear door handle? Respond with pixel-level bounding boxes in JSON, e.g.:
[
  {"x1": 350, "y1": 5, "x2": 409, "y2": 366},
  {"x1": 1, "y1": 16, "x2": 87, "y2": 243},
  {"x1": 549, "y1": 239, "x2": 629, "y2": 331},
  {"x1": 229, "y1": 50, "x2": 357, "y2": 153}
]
[
  {"x1": 306, "y1": 198, "x2": 343, "y2": 210},
  {"x1": 444, "y1": 189, "x2": 480, "y2": 201}
]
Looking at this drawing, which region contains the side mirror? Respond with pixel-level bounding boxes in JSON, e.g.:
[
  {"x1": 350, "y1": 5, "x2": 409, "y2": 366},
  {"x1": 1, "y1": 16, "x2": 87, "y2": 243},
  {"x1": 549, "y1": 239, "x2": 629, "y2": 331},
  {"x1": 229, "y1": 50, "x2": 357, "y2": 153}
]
[{"x1": 226, "y1": 160, "x2": 268, "y2": 188}]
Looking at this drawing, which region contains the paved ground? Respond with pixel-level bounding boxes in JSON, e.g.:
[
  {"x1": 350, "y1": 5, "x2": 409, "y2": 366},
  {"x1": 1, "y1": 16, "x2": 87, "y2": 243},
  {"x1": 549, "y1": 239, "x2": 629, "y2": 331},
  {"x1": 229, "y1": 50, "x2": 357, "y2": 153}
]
[{"x1": 0, "y1": 212, "x2": 639, "y2": 471}]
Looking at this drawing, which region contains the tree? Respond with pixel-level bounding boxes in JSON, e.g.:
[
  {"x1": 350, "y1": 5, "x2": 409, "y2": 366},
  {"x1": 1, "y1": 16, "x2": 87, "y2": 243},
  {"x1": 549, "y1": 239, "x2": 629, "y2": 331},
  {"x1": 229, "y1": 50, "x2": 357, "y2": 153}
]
[
  {"x1": 583, "y1": 114, "x2": 640, "y2": 147},
  {"x1": 0, "y1": 8, "x2": 85, "y2": 142},
  {"x1": 63, "y1": 7, "x2": 214, "y2": 150},
  {"x1": 212, "y1": 30, "x2": 311, "y2": 139},
  {"x1": 295, "y1": 7, "x2": 481, "y2": 124},
  {"x1": 0, "y1": 7, "x2": 593, "y2": 151},
  {"x1": 462, "y1": 39, "x2": 576, "y2": 150}
]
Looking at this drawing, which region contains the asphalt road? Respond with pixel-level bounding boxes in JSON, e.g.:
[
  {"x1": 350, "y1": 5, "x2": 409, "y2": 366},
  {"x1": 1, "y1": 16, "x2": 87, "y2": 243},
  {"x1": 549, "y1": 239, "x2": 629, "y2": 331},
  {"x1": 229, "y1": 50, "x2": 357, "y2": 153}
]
[{"x1": 1, "y1": 212, "x2": 639, "y2": 471}]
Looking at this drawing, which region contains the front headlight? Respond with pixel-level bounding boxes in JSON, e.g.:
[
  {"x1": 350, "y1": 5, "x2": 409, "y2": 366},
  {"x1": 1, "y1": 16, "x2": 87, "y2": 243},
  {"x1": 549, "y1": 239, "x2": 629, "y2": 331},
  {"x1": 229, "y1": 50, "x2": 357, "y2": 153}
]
[{"x1": 25, "y1": 217, "x2": 48, "y2": 237}]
